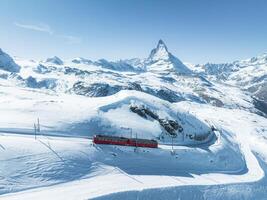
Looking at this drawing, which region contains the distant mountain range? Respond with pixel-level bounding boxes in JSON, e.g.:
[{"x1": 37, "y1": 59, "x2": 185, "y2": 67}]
[
  {"x1": 0, "y1": 40, "x2": 266, "y2": 116},
  {"x1": 194, "y1": 52, "x2": 267, "y2": 102}
]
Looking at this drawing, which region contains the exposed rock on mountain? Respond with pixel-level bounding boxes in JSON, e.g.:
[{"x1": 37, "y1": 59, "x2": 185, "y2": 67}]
[{"x1": 0, "y1": 48, "x2": 21, "y2": 73}]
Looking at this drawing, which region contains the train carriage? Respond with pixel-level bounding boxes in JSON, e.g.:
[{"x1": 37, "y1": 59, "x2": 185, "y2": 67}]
[{"x1": 93, "y1": 134, "x2": 158, "y2": 148}]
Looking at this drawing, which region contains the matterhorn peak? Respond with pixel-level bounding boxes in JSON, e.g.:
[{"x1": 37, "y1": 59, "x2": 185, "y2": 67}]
[
  {"x1": 146, "y1": 40, "x2": 192, "y2": 74},
  {"x1": 148, "y1": 39, "x2": 170, "y2": 62},
  {"x1": 157, "y1": 39, "x2": 168, "y2": 52}
]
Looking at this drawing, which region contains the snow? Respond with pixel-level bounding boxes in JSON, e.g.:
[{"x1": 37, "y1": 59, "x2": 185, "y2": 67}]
[
  {"x1": 44, "y1": 56, "x2": 64, "y2": 65},
  {"x1": 0, "y1": 43, "x2": 267, "y2": 199},
  {"x1": 148, "y1": 39, "x2": 170, "y2": 61},
  {"x1": 71, "y1": 57, "x2": 92, "y2": 65},
  {"x1": 194, "y1": 53, "x2": 267, "y2": 102},
  {"x1": 0, "y1": 81, "x2": 212, "y2": 145},
  {"x1": 0, "y1": 73, "x2": 266, "y2": 199},
  {"x1": 0, "y1": 49, "x2": 21, "y2": 73},
  {"x1": 0, "y1": 102, "x2": 266, "y2": 199}
]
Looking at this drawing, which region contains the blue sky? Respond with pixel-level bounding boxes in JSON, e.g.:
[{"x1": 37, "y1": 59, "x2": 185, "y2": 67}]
[{"x1": 0, "y1": 0, "x2": 266, "y2": 63}]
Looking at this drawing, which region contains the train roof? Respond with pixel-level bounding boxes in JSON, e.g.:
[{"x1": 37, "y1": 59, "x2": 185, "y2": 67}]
[{"x1": 94, "y1": 134, "x2": 157, "y2": 143}]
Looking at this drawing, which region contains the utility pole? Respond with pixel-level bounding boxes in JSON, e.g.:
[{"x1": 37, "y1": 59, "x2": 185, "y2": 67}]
[
  {"x1": 34, "y1": 123, "x2": 37, "y2": 140},
  {"x1": 135, "y1": 132, "x2": 138, "y2": 152},
  {"x1": 34, "y1": 118, "x2": 40, "y2": 140},
  {"x1": 171, "y1": 136, "x2": 174, "y2": 154},
  {"x1": 171, "y1": 135, "x2": 175, "y2": 155},
  {"x1": 37, "y1": 118, "x2": 40, "y2": 133},
  {"x1": 172, "y1": 137, "x2": 173, "y2": 151}
]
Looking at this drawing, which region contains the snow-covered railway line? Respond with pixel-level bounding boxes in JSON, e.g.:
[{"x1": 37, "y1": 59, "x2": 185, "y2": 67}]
[
  {"x1": 0, "y1": 125, "x2": 265, "y2": 200},
  {"x1": 0, "y1": 128, "x2": 219, "y2": 151}
]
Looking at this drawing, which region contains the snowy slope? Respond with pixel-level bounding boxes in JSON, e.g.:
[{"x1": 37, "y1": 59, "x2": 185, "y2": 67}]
[
  {"x1": 0, "y1": 41, "x2": 267, "y2": 199},
  {"x1": 195, "y1": 53, "x2": 267, "y2": 103},
  {"x1": 0, "y1": 48, "x2": 20, "y2": 73},
  {"x1": 0, "y1": 81, "x2": 213, "y2": 145},
  {"x1": 0, "y1": 102, "x2": 266, "y2": 199}
]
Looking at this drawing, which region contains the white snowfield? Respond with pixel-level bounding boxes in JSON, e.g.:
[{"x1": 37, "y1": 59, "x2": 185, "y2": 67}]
[{"x1": 0, "y1": 91, "x2": 267, "y2": 199}]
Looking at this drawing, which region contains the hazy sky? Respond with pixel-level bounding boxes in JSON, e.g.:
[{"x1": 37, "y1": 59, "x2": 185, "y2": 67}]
[{"x1": 0, "y1": 0, "x2": 266, "y2": 63}]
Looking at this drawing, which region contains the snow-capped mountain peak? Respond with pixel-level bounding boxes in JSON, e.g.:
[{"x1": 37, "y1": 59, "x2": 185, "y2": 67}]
[
  {"x1": 148, "y1": 39, "x2": 170, "y2": 62},
  {"x1": 244, "y1": 52, "x2": 267, "y2": 65},
  {"x1": 71, "y1": 57, "x2": 92, "y2": 65},
  {"x1": 0, "y1": 48, "x2": 21, "y2": 73},
  {"x1": 146, "y1": 40, "x2": 192, "y2": 74},
  {"x1": 45, "y1": 56, "x2": 64, "y2": 65},
  {"x1": 195, "y1": 52, "x2": 267, "y2": 102}
]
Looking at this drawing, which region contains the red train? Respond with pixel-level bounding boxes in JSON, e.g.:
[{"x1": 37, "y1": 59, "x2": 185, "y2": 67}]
[{"x1": 93, "y1": 134, "x2": 158, "y2": 148}]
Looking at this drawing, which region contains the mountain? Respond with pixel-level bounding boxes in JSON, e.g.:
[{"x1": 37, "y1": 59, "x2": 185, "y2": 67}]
[
  {"x1": 122, "y1": 58, "x2": 146, "y2": 71},
  {"x1": 0, "y1": 43, "x2": 265, "y2": 117},
  {"x1": 38, "y1": 40, "x2": 191, "y2": 74},
  {"x1": 94, "y1": 59, "x2": 139, "y2": 72},
  {"x1": 45, "y1": 56, "x2": 64, "y2": 65},
  {"x1": 72, "y1": 57, "x2": 93, "y2": 65},
  {"x1": 145, "y1": 40, "x2": 192, "y2": 74},
  {"x1": 194, "y1": 62, "x2": 237, "y2": 80},
  {"x1": 0, "y1": 48, "x2": 21, "y2": 73},
  {"x1": 196, "y1": 53, "x2": 267, "y2": 103}
]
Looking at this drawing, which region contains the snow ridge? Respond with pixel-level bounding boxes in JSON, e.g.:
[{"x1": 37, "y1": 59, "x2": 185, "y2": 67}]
[
  {"x1": 0, "y1": 48, "x2": 21, "y2": 73},
  {"x1": 45, "y1": 56, "x2": 64, "y2": 65}
]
